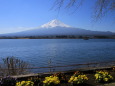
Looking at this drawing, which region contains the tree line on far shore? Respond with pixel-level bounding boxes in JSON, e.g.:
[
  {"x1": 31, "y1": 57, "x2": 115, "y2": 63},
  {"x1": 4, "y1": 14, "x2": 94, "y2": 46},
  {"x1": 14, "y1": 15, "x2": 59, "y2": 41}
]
[{"x1": 0, "y1": 35, "x2": 115, "y2": 39}]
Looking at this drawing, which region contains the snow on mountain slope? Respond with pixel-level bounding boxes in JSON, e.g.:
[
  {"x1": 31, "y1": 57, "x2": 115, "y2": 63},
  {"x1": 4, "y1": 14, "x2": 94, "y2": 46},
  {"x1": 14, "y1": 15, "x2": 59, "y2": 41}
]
[{"x1": 41, "y1": 19, "x2": 71, "y2": 28}]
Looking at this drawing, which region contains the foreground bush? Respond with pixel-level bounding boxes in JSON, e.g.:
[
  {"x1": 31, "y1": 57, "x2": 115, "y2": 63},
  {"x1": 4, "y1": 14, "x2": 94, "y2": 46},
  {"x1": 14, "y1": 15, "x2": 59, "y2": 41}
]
[
  {"x1": 16, "y1": 81, "x2": 34, "y2": 86},
  {"x1": 0, "y1": 76, "x2": 16, "y2": 86},
  {"x1": 53, "y1": 72, "x2": 67, "y2": 83},
  {"x1": 43, "y1": 76, "x2": 60, "y2": 86},
  {"x1": 28, "y1": 76, "x2": 41, "y2": 86},
  {"x1": 95, "y1": 70, "x2": 113, "y2": 83},
  {"x1": 0, "y1": 56, "x2": 29, "y2": 76},
  {"x1": 68, "y1": 71, "x2": 88, "y2": 85}
]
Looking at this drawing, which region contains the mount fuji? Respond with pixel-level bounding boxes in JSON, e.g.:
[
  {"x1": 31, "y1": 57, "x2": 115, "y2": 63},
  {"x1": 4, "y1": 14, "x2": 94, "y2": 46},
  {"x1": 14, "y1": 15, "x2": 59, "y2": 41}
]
[
  {"x1": 41, "y1": 19, "x2": 71, "y2": 28},
  {"x1": 0, "y1": 19, "x2": 115, "y2": 37}
]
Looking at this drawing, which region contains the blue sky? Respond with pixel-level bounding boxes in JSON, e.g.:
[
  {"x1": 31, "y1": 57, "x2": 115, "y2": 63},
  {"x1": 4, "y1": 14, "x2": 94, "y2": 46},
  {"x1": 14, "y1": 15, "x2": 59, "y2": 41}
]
[{"x1": 0, "y1": 0, "x2": 115, "y2": 34}]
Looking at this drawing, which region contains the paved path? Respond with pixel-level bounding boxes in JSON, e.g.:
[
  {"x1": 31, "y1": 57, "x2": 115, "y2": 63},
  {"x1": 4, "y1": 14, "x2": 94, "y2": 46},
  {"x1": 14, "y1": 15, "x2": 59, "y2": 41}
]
[{"x1": 104, "y1": 83, "x2": 115, "y2": 86}]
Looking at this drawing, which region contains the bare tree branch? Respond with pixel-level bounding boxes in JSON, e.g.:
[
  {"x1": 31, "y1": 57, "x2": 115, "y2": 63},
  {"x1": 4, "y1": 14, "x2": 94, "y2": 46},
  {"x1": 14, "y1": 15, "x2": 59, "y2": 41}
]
[
  {"x1": 51, "y1": 0, "x2": 65, "y2": 11},
  {"x1": 53, "y1": 0, "x2": 115, "y2": 21},
  {"x1": 0, "y1": 57, "x2": 29, "y2": 76},
  {"x1": 93, "y1": 0, "x2": 115, "y2": 21},
  {"x1": 66, "y1": 0, "x2": 77, "y2": 8}
]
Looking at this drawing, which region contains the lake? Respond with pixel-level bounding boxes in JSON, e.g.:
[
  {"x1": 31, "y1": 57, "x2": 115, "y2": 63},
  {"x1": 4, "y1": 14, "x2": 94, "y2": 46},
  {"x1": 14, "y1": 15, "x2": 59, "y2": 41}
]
[{"x1": 0, "y1": 39, "x2": 115, "y2": 72}]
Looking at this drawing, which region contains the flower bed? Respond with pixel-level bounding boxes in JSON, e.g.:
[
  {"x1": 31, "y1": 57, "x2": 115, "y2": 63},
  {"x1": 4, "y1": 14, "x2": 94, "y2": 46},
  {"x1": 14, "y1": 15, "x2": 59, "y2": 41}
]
[
  {"x1": 95, "y1": 70, "x2": 113, "y2": 82},
  {"x1": 16, "y1": 81, "x2": 34, "y2": 86},
  {"x1": 68, "y1": 71, "x2": 88, "y2": 85},
  {"x1": 0, "y1": 69, "x2": 115, "y2": 86}
]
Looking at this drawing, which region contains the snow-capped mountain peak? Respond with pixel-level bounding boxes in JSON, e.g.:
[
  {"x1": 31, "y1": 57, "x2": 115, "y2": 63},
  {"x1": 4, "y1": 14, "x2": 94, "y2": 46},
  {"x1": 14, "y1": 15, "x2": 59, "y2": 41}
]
[{"x1": 41, "y1": 19, "x2": 71, "y2": 28}]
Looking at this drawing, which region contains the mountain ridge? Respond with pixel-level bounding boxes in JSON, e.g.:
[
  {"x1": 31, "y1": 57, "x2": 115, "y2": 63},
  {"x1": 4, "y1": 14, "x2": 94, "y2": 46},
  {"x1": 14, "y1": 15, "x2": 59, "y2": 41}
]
[{"x1": 0, "y1": 19, "x2": 115, "y2": 37}]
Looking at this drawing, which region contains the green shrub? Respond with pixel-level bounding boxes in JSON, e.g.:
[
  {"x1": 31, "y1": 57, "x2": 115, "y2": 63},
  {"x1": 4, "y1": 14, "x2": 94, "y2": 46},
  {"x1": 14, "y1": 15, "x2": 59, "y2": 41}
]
[{"x1": 95, "y1": 70, "x2": 113, "y2": 82}]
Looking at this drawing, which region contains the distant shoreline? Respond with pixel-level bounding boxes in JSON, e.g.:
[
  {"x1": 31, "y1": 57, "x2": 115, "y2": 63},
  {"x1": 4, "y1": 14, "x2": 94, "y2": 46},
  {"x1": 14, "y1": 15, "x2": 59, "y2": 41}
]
[{"x1": 0, "y1": 35, "x2": 115, "y2": 39}]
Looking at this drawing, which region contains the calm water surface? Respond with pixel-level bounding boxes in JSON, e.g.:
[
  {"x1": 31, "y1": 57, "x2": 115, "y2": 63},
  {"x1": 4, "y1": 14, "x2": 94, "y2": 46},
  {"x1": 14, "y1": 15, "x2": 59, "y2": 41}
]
[{"x1": 0, "y1": 39, "x2": 115, "y2": 72}]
